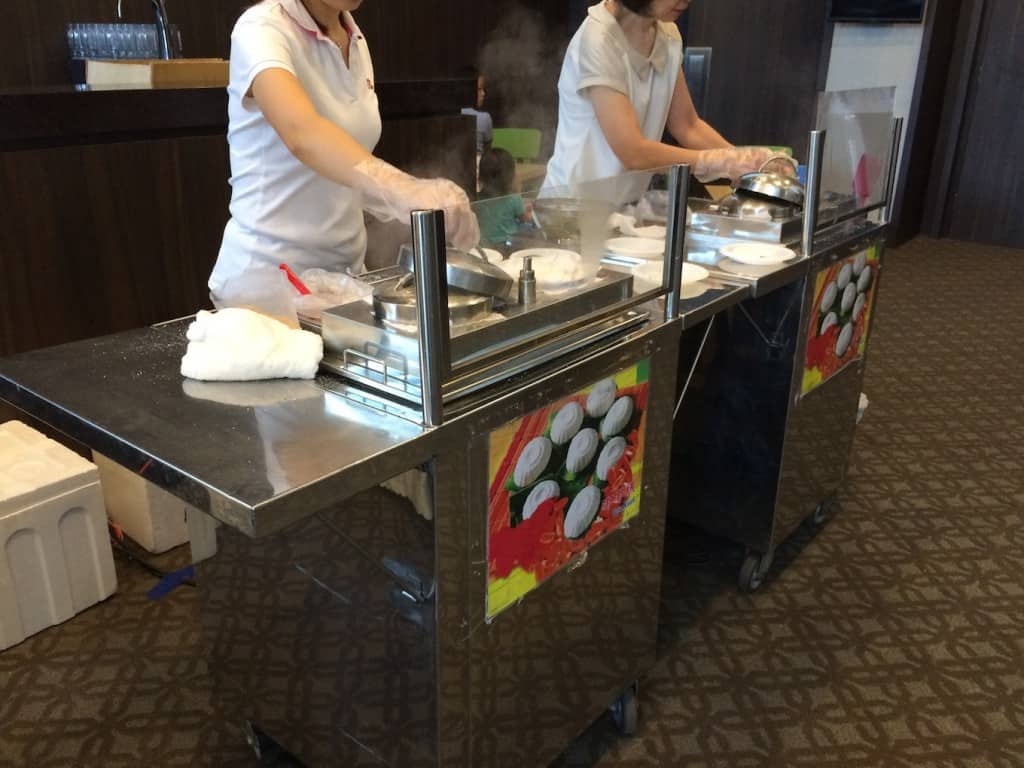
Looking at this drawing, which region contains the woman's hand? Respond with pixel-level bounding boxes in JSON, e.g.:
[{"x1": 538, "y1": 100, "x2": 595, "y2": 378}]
[
  {"x1": 353, "y1": 158, "x2": 480, "y2": 250},
  {"x1": 694, "y1": 147, "x2": 792, "y2": 182}
]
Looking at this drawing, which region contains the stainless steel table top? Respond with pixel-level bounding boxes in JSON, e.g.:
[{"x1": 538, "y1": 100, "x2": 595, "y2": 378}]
[
  {"x1": 0, "y1": 279, "x2": 757, "y2": 538},
  {"x1": 0, "y1": 320, "x2": 428, "y2": 538}
]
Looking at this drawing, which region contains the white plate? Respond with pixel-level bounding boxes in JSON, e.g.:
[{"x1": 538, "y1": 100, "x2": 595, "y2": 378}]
[
  {"x1": 681, "y1": 262, "x2": 710, "y2": 285},
  {"x1": 718, "y1": 242, "x2": 796, "y2": 266},
  {"x1": 605, "y1": 237, "x2": 666, "y2": 260},
  {"x1": 631, "y1": 261, "x2": 709, "y2": 288}
]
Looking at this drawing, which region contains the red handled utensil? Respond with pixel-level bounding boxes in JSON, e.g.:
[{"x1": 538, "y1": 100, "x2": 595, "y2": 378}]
[{"x1": 279, "y1": 263, "x2": 311, "y2": 295}]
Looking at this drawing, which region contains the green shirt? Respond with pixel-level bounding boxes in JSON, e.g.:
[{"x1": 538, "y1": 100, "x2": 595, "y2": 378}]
[{"x1": 476, "y1": 194, "x2": 526, "y2": 246}]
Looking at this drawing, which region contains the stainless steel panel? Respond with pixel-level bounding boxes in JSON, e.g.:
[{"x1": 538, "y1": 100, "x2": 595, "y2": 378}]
[
  {"x1": 197, "y1": 321, "x2": 682, "y2": 768},
  {"x1": 197, "y1": 485, "x2": 439, "y2": 767},
  {"x1": 669, "y1": 279, "x2": 807, "y2": 553},
  {"x1": 462, "y1": 321, "x2": 680, "y2": 767},
  {"x1": 773, "y1": 232, "x2": 887, "y2": 546}
]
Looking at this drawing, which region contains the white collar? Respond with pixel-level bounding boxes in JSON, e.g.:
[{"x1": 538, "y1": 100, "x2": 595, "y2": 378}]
[
  {"x1": 588, "y1": 2, "x2": 670, "y2": 81},
  {"x1": 279, "y1": 0, "x2": 365, "y2": 43}
]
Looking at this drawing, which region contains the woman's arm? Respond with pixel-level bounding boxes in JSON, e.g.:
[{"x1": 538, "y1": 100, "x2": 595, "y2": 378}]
[
  {"x1": 590, "y1": 85, "x2": 705, "y2": 170},
  {"x1": 250, "y1": 67, "x2": 480, "y2": 248},
  {"x1": 590, "y1": 85, "x2": 774, "y2": 181},
  {"x1": 251, "y1": 67, "x2": 372, "y2": 186},
  {"x1": 664, "y1": 73, "x2": 731, "y2": 150}
]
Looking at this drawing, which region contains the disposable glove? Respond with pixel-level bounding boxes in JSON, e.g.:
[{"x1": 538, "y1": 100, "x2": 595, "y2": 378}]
[
  {"x1": 694, "y1": 147, "x2": 796, "y2": 183},
  {"x1": 352, "y1": 157, "x2": 480, "y2": 251}
]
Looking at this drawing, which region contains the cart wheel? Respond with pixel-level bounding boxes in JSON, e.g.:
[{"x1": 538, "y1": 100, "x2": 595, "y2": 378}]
[
  {"x1": 241, "y1": 720, "x2": 264, "y2": 761},
  {"x1": 610, "y1": 683, "x2": 639, "y2": 736},
  {"x1": 739, "y1": 550, "x2": 772, "y2": 593},
  {"x1": 812, "y1": 502, "x2": 829, "y2": 526}
]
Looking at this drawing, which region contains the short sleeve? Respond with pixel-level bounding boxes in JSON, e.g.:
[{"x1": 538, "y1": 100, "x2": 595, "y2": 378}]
[
  {"x1": 481, "y1": 112, "x2": 494, "y2": 144},
  {"x1": 230, "y1": 16, "x2": 297, "y2": 99},
  {"x1": 576, "y1": 23, "x2": 629, "y2": 96}
]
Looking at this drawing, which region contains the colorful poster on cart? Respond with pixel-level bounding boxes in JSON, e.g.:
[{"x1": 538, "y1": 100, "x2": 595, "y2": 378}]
[
  {"x1": 486, "y1": 361, "x2": 650, "y2": 619},
  {"x1": 802, "y1": 246, "x2": 881, "y2": 396}
]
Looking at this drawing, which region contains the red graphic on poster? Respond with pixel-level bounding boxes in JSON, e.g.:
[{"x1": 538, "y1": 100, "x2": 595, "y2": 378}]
[
  {"x1": 803, "y1": 246, "x2": 881, "y2": 395},
  {"x1": 487, "y1": 363, "x2": 649, "y2": 618}
]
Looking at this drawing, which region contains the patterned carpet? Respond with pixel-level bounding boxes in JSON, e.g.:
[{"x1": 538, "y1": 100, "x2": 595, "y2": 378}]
[{"x1": 1, "y1": 237, "x2": 1022, "y2": 767}]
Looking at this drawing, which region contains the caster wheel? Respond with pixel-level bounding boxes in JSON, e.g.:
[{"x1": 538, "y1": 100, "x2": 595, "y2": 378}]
[
  {"x1": 738, "y1": 550, "x2": 773, "y2": 593},
  {"x1": 610, "y1": 683, "x2": 639, "y2": 736},
  {"x1": 241, "y1": 720, "x2": 265, "y2": 761},
  {"x1": 812, "y1": 498, "x2": 833, "y2": 526}
]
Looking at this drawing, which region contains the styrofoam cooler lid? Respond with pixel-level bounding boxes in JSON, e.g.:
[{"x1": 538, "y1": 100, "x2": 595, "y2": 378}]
[{"x1": 0, "y1": 421, "x2": 99, "y2": 517}]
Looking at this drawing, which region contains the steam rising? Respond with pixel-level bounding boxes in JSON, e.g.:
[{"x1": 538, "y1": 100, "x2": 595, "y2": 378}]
[{"x1": 478, "y1": 4, "x2": 568, "y2": 159}]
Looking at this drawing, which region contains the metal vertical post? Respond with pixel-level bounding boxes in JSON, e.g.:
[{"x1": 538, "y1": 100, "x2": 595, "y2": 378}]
[
  {"x1": 410, "y1": 210, "x2": 451, "y2": 427},
  {"x1": 802, "y1": 130, "x2": 826, "y2": 258},
  {"x1": 663, "y1": 163, "x2": 691, "y2": 321},
  {"x1": 881, "y1": 117, "x2": 904, "y2": 225}
]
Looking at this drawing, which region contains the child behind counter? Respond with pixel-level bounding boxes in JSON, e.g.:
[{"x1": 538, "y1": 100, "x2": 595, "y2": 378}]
[{"x1": 475, "y1": 148, "x2": 533, "y2": 248}]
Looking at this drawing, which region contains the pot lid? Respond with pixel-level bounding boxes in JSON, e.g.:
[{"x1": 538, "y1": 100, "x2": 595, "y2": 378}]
[
  {"x1": 398, "y1": 244, "x2": 514, "y2": 299},
  {"x1": 372, "y1": 285, "x2": 493, "y2": 325},
  {"x1": 736, "y1": 171, "x2": 806, "y2": 206}
]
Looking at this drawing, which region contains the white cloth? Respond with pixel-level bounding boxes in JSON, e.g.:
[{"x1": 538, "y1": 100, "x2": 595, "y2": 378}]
[
  {"x1": 181, "y1": 309, "x2": 323, "y2": 381},
  {"x1": 209, "y1": 0, "x2": 382, "y2": 297},
  {"x1": 542, "y1": 3, "x2": 682, "y2": 201}
]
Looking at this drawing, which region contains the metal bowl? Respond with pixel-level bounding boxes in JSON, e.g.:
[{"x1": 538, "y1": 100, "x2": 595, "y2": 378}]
[{"x1": 736, "y1": 171, "x2": 806, "y2": 206}]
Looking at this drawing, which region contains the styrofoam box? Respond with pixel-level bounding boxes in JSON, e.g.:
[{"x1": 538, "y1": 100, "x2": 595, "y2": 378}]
[
  {"x1": 91, "y1": 452, "x2": 191, "y2": 554},
  {"x1": 0, "y1": 421, "x2": 117, "y2": 651}
]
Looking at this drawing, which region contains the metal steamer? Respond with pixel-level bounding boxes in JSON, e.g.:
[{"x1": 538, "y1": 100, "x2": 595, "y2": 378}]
[
  {"x1": 314, "y1": 225, "x2": 680, "y2": 426},
  {"x1": 0, "y1": 167, "x2": 693, "y2": 766},
  {"x1": 671, "y1": 120, "x2": 903, "y2": 592}
]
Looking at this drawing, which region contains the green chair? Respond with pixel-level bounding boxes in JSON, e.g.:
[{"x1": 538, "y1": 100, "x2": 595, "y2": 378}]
[{"x1": 491, "y1": 128, "x2": 542, "y2": 162}]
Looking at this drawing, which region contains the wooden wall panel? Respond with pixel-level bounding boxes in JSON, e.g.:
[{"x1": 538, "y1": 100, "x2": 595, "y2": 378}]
[
  {"x1": 0, "y1": 136, "x2": 230, "y2": 356},
  {"x1": 943, "y1": 0, "x2": 1024, "y2": 247},
  {"x1": 684, "y1": 0, "x2": 829, "y2": 160},
  {"x1": 0, "y1": 112, "x2": 473, "y2": 357}
]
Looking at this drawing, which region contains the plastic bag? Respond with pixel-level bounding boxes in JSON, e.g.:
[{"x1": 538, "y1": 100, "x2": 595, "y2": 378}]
[
  {"x1": 210, "y1": 263, "x2": 299, "y2": 328},
  {"x1": 294, "y1": 268, "x2": 374, "y2": 320}
]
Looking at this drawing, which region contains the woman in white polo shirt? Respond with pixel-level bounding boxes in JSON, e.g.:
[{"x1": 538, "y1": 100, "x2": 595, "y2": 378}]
[
  {"x1": 209, "y1": 0, "x2": 479, "y2": 299},
  {"x1": 544, "y1": 0, "x2": 783, "y2": 195}
]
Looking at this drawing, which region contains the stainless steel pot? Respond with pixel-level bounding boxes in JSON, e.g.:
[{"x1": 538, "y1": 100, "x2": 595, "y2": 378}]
[{"x1": 372, "y1": 286, "x2": 494, "y2": 325}]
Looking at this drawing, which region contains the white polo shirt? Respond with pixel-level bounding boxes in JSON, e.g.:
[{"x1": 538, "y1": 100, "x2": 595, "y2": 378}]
[
  {"x1": 209, "y1": 0, "x2": 382, "y2": 296},
  {"x1": 543, "y1": 2, "x2": 682, "y2": 199}
]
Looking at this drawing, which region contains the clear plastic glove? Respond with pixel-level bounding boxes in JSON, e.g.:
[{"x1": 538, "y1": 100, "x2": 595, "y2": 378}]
[
  {"x1": 694, "y1": 147, "x2": 793, "y2": 183},
  {"x1": 294, "y1": 268, "x2": 374, "y2": 321},
  {"x1": 351, "y1": 157, "x2": 480, "y2": 251}
]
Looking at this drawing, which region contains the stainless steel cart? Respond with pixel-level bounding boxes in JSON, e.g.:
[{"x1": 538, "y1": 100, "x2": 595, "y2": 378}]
[
  {"x1": 0, "y1": 166, "x2": 695, "y2": 766},
  {"x1": 670, "y1": 120, "x2": 902, "y2": 592}
]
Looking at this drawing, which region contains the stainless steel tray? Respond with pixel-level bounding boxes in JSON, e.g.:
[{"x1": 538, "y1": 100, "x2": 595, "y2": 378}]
[{"x1": 320, "y1": 269, "x2": 637, "y2": 405}]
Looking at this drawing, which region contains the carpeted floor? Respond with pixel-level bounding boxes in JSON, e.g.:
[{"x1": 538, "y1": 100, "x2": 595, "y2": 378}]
[{"x1": 1, "y1": 236, "x2": 1022, "y2": 767}]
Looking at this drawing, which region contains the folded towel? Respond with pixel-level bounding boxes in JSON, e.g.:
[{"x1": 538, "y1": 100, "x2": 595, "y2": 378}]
[{"x1": 181, "y1": 309, "x2": 323, "y2": 381}]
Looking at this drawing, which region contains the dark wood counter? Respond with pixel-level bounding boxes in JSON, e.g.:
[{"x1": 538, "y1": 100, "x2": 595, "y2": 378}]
[{"x1": 1, "y1": 79, "x2": 475, "y2": 149}]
